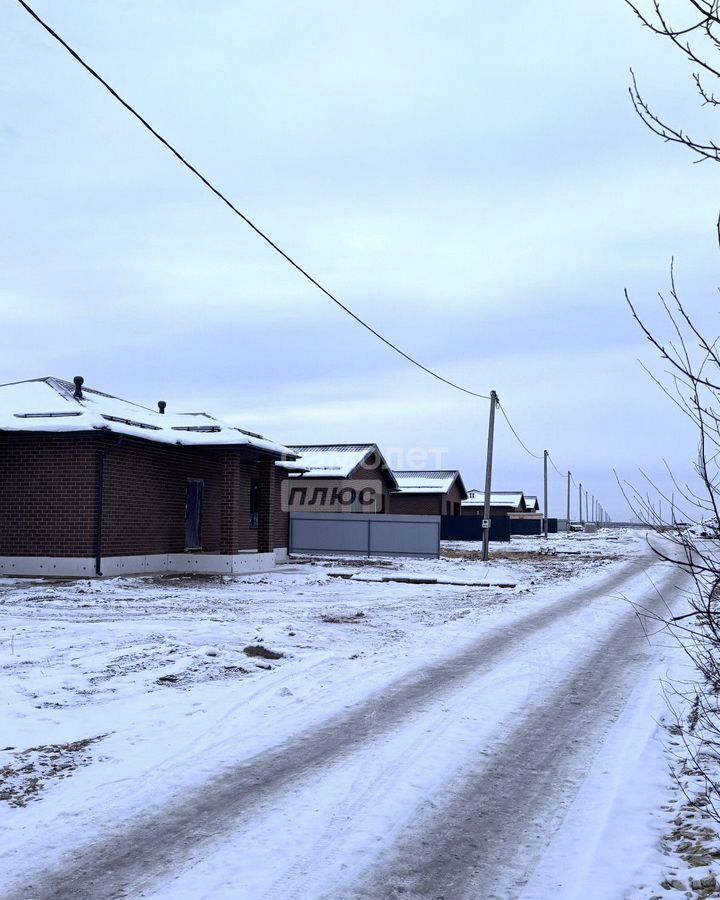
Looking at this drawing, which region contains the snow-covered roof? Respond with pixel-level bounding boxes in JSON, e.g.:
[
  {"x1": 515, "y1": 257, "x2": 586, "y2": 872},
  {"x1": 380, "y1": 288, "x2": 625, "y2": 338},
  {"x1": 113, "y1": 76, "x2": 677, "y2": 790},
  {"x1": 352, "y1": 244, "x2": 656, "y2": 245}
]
[
  {"x1": 462, "y1": 491, "x2": 526, "y2": 510},
  {"x1": 287, "y1": 444, "x2": 398, "y2": 487},
  {"x1": 525, "y1": 495, "x2": 540, "y2": 510},
  {"x1": 392, "y1": 470, "x2": 466, "y2": 496},
  {"x1": 0, "y1": 377, "x2": 294, "y2": 457}
]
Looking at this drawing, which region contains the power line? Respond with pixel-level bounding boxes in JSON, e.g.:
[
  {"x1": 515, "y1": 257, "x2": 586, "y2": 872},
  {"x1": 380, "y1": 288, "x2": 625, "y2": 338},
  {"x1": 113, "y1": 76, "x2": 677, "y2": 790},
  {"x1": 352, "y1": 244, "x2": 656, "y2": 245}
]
[
  {"x1": 498, "y1": 403, "x2": 577, "y2": 483},
  {"x1": 497, "y1": 402, "x2": 544, "y2": 460},
  {"x1": 546, "y1": 451, "x2": 567, "y2": 479},
  {"x1": 16, "y1": 0, "x2": 490, "y2": 402}
]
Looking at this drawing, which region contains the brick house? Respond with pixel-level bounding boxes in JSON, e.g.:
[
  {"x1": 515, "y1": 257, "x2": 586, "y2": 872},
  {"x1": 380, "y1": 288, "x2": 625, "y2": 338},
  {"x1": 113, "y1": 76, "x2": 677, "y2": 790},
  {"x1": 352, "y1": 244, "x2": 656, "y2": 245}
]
[
  {"x1": 282, "y1": 444, "x2": 398, "y2": 514},
  {"x1": 389, "y1": 470, "x2": 467, "y2": 516},
  {"x1": 0, "y1": 377, "x2": 297, "y2": 577},
  {"x1": 461, "y1": 491, "x2": 527, "y2": 517}
]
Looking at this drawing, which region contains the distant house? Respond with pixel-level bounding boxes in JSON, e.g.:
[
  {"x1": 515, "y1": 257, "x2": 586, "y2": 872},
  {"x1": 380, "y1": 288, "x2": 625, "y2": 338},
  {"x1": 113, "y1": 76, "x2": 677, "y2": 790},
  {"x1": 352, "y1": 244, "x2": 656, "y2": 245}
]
[
  {"x1": 389, "y1": 470, "x2": 467, "y2": 516},
  {"x1": 461, "y1": 491, "x2": 527, "y2": 517},
  {"x1": 524, "y1": 495, "x2": 540, "y2": 513},
  {"x1": 282, "y1": 444, "x2": 398, "y2": 513},
  {"x1": 0, "y1": 376, "x2": 297, "y2": 577}
]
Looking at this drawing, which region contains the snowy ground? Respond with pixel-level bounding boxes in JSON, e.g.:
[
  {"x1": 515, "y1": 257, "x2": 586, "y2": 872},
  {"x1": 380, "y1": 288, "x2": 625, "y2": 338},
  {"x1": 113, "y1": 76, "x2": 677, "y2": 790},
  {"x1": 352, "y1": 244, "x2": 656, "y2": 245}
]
[{"x1": 0, "y1": 529, "x2": 702, "y2": 898}]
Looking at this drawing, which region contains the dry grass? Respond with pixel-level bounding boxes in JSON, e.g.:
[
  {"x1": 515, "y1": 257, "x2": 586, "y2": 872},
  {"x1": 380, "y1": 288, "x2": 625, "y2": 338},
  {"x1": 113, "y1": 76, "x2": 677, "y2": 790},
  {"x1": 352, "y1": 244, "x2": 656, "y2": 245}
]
[{"x1": 0, "y1": 736, "x2": 106, "y2": 807}]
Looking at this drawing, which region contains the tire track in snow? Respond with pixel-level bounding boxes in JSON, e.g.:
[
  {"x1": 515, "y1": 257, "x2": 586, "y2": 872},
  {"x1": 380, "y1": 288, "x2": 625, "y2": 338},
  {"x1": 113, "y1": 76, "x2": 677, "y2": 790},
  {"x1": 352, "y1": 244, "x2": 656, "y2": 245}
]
[
  {"x1": 353, "y1": 561, "x2": 684, "y2": 900},
  {"x1": 5, "y1": 552, "x2": 661, "y2": 900}
]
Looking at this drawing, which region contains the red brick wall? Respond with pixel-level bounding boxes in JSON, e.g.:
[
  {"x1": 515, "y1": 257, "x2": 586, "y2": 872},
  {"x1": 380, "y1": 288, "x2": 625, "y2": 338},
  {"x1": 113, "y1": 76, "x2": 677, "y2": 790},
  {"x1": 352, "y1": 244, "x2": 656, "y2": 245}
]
[
  {"x1": 350, "y1": 463, "x2": 393, "y2": 513},
  {"x1": 389, "y1": 479, "x2": 467, "y2": 516},
  {"x1": 388, "y1": 493, "x2": 442, "y2": 515},
  {"x1": 256, "y1": 459, "x2": 273, "y2": 553},
  {"x1": 286, "y1": 455, "x2": 394, "y2": 515},
  {"x1": 101, "y1": 439, "x2": 269, "y2": 555},
  {"x1": 461, "y1": 504, "x2": 514, "y2": 517},
  {"x1": 0, "y1": 432, "x2": 98, "y2": 557},
  {"x1": 0, "y1": 432, "x2": 283, "y2": 559},
  {"x1": 215, "y1": 451, "x2": 263, "y2": 553},
  {"x1": 445, "y1": 480, "x2": 465, "y2": 515},
  {"x1": 272, "y1": 468, "x2": 290, "y2": 549}
]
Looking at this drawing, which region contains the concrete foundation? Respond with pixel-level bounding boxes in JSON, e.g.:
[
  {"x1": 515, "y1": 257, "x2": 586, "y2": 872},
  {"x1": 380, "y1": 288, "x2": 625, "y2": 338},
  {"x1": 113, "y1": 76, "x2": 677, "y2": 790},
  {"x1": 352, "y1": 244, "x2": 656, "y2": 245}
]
[{"x1": 0, "y1": 549, "x2": 288, "y2": 578}]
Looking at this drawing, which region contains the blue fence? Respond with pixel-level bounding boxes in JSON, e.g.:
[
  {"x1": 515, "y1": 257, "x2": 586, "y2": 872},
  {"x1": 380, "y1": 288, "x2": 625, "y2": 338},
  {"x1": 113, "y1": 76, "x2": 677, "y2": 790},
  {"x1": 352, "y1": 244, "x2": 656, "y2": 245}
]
[
  {"x1": 509, "y1": 518, "x2": 559, "y2": 535},
  {"x1": 440, "y1": 515, "x2": 511, "y2": 543}
]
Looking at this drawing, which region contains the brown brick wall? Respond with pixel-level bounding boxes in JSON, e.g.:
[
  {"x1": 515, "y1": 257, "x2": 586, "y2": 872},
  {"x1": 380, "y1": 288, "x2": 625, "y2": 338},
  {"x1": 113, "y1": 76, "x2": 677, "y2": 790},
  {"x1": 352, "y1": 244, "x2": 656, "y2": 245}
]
[
  {"x1": 445, "y1": 480, "x2": 465, "y2": 515},
  {"x1": 0, "y1": 432, "x2": 98, "y2": 557},
  {"x1": 461, "y1": 504, "x2": 514, "y2": 517},
  {"x1": 0, "y1": 431, "x2": 286, "y2": 559},
  {"x1": 256, "y1": 459, "x2": 273, "y2": 553},
  {"x1": 388, "y1": 493, "x2": 442, "y2": 516},
  {"x1": 389, "y1": 479, "x2": 466, "y2": 516},
  {"x1": 272, "y1": 468, "x2": 290, "y2": 549},
  {"x1": 103, "y1": 439, "x2": 272, "y2": 555},
  {"x1": 214, "y1": 451, "x2": 263, "y2": 553},
  {"x1": 285, "y1": 455, "x2": 394, "y2": 515},
  {"x1": 350, "y1": 463, "x2": 393, "y2": 513}
]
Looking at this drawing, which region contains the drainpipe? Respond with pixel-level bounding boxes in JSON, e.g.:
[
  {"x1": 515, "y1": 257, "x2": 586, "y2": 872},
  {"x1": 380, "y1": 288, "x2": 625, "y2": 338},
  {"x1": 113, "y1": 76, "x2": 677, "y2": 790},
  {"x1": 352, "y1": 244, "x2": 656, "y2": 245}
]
[{"x1": 95, "y1": 436, "x2": 124, "y2": 576}]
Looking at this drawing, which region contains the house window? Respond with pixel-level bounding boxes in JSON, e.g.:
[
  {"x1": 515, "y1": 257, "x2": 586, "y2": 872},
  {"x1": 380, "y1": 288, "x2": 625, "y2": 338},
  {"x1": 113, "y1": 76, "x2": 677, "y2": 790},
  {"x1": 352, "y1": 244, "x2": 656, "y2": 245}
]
[
  {"x1": 250, "y1": 478, "x2": 259, "y2": 529},
  {"x1": 185, "y1": 479, "x2": 203, "y2": 550}
]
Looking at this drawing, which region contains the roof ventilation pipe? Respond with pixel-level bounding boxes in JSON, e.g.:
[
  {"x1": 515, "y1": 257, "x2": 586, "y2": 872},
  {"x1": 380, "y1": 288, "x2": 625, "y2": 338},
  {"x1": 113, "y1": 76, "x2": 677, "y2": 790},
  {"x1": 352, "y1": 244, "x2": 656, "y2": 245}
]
[
  {"x1": 73, "y1": 376, "x2": 84, "y2": 399},
  {"x1": 158, "y1": 401, "x2": 166, "y2": 414}
]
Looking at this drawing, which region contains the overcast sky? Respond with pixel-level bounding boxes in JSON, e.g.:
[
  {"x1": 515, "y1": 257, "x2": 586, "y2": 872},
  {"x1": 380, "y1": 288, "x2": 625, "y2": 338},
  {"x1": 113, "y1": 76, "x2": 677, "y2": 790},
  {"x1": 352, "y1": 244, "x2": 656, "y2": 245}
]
[{"x1": 2, "y1": 1, "x2": 719, "y2": 519}]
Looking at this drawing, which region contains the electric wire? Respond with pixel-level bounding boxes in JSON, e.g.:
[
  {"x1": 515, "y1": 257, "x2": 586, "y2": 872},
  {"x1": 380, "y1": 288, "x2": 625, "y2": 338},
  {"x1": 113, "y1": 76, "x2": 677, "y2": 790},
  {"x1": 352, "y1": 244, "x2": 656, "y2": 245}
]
[
  {"x1": 498, "y1": 406, "x2": 597, "y2": 515},
  {"x1": 15, "y1": 0, "x2": 489, "y2": 401},
  {"x1": 17, "y1": 0, "x2": 600, "y2": 510},
  {"x1": 496, "y1": 402, "x2": 545, "y2": 460},
  {"x1": 546, "y1": 451, "x2": 568, "y2": 479}
]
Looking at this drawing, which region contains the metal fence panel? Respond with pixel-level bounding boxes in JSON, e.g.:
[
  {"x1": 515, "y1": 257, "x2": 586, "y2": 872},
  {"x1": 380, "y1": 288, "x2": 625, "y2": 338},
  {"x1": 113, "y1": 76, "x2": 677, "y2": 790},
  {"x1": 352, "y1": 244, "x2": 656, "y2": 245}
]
[
  {"x1": 509, "y1": 518, "x2": 542, "y2": 536},
  {"x1": 440, "y1": 515, "x2": 511, "y2": 542},
  {"x1": 290, "y1": 515, "x2": 370, "y2": 554},
  {"x1": 290, "y1": 512, "x2": 440, "y2": 558},
  {"x1": 369, "y1": 518, "x2": 440, "y2": 556}
]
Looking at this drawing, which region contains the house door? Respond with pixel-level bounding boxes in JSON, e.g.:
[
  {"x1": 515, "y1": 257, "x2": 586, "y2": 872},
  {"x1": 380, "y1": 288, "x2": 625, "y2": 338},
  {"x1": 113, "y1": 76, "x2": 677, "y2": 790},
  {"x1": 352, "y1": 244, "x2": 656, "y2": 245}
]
[{"x1": 185, "y1": 479, "x2": 203, "y2": 549}]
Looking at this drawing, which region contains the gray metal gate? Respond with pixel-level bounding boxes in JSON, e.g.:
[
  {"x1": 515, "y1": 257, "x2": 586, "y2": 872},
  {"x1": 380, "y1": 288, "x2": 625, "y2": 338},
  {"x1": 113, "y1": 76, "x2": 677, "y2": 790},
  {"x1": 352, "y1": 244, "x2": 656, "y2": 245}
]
[{"x1": 289, "y1": 512, "x2": 440, "y2": 558}]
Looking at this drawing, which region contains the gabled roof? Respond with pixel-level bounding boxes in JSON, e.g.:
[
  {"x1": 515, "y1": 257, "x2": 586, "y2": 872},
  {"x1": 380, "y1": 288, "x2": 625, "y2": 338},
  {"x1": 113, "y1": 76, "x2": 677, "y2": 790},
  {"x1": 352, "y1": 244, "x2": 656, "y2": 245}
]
[
  {"x1": 525, "y1": 495, "x2": 540, "y2": 510},
  {"x1": 0, "y1": 377, "x2": 294, "y2": 457},
  {"x1": 286, "y1": 443, "x2": 399, "y2": 488},
  {"x1": 392, "y1": 470, "x2": 467, "y2": 498},
  {"x1": 462, "y1": 491, "x2": 526, "y2": 511}
]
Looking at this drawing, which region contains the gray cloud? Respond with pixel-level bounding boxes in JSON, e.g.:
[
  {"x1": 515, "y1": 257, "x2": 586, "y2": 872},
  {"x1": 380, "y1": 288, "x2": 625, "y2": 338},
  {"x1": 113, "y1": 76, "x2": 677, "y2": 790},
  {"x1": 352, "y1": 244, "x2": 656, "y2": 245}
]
[{"x1": 1, "y1": 0, "x2": 717, "y2": 519}]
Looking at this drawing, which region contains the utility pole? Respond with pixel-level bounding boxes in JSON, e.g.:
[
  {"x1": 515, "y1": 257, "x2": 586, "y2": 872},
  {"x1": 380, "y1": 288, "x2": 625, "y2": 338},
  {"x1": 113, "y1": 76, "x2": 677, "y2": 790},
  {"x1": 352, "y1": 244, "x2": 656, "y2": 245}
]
[
  {"x1": 566, "y1": 471, "x2": 571, "y2": 530},
  {"x1": 585, "y1": 489, "x2": 589, "y2": 525},
  {"x1": 543, "y1": 450, "x2": 549, "y2": 539},
  {"x1": 481, "y1": 391, "x2": 498, "y2": 563},
  {"x1": 579, "y1": 482, "x2": 583, "y2": 524}
]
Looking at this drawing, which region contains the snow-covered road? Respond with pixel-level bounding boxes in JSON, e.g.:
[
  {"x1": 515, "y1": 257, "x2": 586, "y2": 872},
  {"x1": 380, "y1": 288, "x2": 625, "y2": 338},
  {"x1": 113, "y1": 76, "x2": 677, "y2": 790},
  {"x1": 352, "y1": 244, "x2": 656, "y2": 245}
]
[{"x1": 1, "y1": 533, "x2": 686, "y2": 899}]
